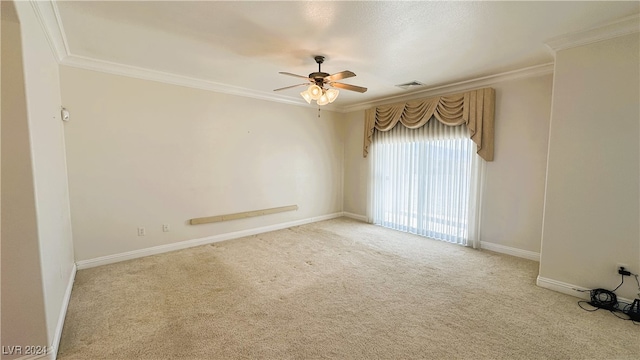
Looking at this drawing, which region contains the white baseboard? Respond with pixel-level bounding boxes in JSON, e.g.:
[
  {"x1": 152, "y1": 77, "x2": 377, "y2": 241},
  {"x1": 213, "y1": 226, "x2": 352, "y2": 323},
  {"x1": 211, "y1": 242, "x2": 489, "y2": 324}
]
[
  {"x1": 9, "y1": 262, "x2": 74, "y2": 360},
  {"x1": 342, "y1": 212, "x2": 368, "y2": 222},
  {"x1": 76, "y1": 212, "x2": 344, "y2": 270},
  {"x1": 480, "y1": 241, "x2": 540, "y2": 261},
  {"x1": 536, "y1": 276, "x2": 633, "y2": 304},
  {"x1": 49, "y1": 264, "x2": 76, "y2": 360},
  {"x1": 10, "y1": 264, "x2": 78, "y2": 360},
  {"x1": 536, "y1": 276, "x2": 590, "y2": 300}
]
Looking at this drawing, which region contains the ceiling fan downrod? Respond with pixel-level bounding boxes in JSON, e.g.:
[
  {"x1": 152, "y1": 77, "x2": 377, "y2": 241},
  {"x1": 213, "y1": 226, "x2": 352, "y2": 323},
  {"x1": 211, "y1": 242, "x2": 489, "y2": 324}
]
[{"x1": 314, "y1": 55, "x2": 325, "y2": 72}]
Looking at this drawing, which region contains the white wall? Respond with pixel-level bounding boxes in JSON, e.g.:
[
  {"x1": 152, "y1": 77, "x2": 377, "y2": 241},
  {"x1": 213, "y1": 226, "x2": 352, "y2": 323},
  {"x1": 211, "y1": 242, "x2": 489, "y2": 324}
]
[
  {"x1": 60, "y1": 66, "x2": 345, "y2": 262},
  {"x1": 343, "y1": 110, "x2": 368, "y2": 217},
  {"x1": 1, "y1": 4, "x2": 48, "y2": 358},
  {"x1": 480, "y1": 75, "x2": 552, "y2": 254},
  {"x1": 342, "y1": 74, "x2": 553, "y2": 255},
  {"x1": 1, "y1": 1, "x2": 75, "y2": 358},
  {"x1": 539, "y1": 33, "x2": 639, "y2": 300}
]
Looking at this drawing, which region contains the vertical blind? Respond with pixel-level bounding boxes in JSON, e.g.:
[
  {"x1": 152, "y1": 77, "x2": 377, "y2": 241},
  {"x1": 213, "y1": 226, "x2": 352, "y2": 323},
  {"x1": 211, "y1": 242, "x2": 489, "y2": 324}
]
[{"x1": 370, "y1": 120, "x2": 482, "y2": 247}]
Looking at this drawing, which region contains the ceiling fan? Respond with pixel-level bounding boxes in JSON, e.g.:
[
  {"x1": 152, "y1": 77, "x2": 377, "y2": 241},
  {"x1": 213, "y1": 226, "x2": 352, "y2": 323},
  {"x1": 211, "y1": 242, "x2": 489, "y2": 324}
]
[{"x1": 274, "y1": 55, "x2": 367, "y2": 105}]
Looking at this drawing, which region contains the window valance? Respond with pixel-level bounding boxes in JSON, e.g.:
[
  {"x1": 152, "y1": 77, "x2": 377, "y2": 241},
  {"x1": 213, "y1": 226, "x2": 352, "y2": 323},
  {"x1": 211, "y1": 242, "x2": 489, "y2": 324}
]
[{"x1": 363, "y1": 87, "x2": 495, "y2": 161}]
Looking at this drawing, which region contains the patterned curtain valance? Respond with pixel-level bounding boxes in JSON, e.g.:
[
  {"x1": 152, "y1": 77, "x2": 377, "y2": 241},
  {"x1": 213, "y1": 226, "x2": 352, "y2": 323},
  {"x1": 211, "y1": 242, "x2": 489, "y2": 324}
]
[{"x1": 364, "y1": 87, "x2": 495, "y2": 161}]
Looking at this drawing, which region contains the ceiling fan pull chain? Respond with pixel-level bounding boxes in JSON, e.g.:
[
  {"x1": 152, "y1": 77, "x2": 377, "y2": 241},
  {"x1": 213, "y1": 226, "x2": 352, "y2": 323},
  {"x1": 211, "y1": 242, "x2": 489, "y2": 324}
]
[{"x1": 318, "y1": 107, "x2": 321, "y2": 118}]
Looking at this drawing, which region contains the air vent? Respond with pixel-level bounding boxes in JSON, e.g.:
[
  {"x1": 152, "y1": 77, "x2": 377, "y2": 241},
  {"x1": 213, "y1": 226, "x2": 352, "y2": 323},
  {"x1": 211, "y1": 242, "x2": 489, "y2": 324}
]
[{"x1": 395, "y1": 81, "x2": 425, "y2": 90}]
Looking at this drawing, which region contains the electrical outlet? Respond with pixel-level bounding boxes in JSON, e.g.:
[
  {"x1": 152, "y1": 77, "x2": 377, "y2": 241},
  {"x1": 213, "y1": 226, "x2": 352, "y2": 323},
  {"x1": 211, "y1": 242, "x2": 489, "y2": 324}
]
[
  {"x1": 616, "y1": 263, "x2": 629, "y2": 274},
  {"x1": 616, "y1": 263, "x2": 633, "y2": 277},
  {"x1": 137, "y1": 227, "x2": 146, "y2": 236},
  {"x1": 162, "y1": 224, "x2": 170, "y2": 232}
]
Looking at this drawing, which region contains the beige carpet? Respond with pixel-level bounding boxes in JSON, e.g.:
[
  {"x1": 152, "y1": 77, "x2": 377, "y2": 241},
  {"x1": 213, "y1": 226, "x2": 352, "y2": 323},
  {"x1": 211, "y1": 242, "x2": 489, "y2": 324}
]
[{"x1": 58, "y1": 218, "x2": 638, "y2": 359}]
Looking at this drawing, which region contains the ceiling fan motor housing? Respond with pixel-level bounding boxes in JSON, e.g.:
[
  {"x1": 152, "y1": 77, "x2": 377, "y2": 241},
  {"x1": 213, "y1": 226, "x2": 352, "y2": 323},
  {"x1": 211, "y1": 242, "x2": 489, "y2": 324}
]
[
  {"x1": 309, "y1": 72, "x2": 330, "y2": 85},
  {"x1": 310, "y1": 56, "x2": 329, "y2": 86}
]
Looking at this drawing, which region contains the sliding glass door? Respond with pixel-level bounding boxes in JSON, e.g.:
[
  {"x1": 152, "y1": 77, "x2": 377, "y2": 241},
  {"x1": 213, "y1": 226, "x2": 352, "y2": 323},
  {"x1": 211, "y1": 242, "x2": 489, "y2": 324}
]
[{"x1": 370, "y1": 120, "x2": 481, "y2": 246}]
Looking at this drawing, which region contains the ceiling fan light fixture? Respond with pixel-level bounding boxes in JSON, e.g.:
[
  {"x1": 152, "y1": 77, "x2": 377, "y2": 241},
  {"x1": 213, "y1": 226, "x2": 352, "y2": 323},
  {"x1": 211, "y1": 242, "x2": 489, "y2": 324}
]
[
  {"x1": 317, "y1": 92, "x2": 330, "y2": 106},
  {"x1": 300, "y1": 90, "x2": 312, "y2": 104},
  {"x1": 308, "y1": 84, "x2": 323, "y2": 100},
  {"x1": 326, "y1": 88, "x2": 339, "y2": 103}
]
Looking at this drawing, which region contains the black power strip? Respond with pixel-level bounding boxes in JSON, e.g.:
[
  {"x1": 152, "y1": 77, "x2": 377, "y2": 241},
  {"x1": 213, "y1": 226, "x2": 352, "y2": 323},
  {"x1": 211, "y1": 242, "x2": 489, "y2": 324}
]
[{"x1": 624, "y1": 299, "x2": 640, "y2": 321}]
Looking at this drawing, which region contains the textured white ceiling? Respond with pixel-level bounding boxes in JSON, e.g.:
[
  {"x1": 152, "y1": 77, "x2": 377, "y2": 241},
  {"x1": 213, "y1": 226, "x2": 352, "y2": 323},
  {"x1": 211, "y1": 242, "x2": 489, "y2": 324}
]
[{"x1": 54, "y1": 1, "x2": 639, "y2": 108}]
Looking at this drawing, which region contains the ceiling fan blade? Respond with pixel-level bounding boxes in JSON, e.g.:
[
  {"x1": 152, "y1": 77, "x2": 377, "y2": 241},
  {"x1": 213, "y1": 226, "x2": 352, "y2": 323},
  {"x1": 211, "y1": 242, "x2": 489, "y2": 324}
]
[
  {"x1": 279, "y1": 72, "x2": 312, "y2": 80},
  {"x1": 325, "y1": 70, "x2": 356, "y2": 82},
  {"x1": 330, "y1": 82, "x2": 368, "y2": 93},
  {"x1": 273, "y1": 83, "x2": 309, "y2": 92}
]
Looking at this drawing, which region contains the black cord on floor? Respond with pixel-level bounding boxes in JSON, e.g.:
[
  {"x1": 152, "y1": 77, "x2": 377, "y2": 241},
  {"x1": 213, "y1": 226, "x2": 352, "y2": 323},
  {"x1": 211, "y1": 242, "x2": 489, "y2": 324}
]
[
  {"x1": 576, "y1": 274, "x2": 639, "y2": 324},
  {"x1": 577, "y1": 300, "x2": 600, "y2": 312},
  {"x1": 588, "y1": 288, "x2": 618, "y2": 310}
]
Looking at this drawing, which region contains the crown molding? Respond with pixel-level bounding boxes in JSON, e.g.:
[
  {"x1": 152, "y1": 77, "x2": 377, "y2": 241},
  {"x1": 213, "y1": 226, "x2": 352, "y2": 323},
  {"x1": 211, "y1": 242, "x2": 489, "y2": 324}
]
[
  {"x1": 545, "y1": 13, "x2": 640, "y2": 53},
  {"x1": 60, "y1": 54, "x2": 553, "y2": 114},
  {"x1": 60, "y1": 55, "x2": 335, "y2": 110},
  {"x1": 30, "y1": 0, "x2": 70, "y2": 62},
  {"x1": 339, "y1": 63, "x2": 554, "y2": 113}
]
